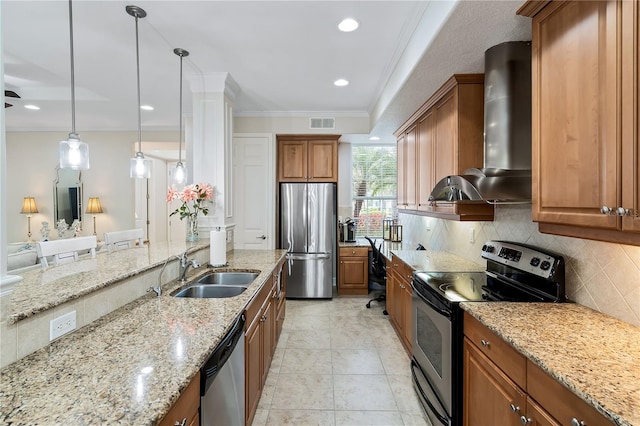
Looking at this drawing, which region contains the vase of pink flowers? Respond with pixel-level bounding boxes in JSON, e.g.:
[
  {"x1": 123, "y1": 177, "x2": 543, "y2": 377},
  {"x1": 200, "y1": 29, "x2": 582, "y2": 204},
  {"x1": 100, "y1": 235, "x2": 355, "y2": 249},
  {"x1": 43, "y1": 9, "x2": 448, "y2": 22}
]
[{"x1": 166, "y1": 182, "x2": 214, "y2": 242}]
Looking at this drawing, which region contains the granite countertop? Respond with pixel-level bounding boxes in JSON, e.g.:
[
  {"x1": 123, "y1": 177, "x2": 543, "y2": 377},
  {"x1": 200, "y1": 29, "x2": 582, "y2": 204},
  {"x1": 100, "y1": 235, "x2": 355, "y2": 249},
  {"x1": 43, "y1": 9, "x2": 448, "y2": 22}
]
[
  {"x1": 0, "y1": 249, "x2": 287, "y2": 425},
  {"x1": 5, "y1": 240, "x2": 209, "y2": 324},
  {"x1": 461, "y1": 302, "x2": 640, "y2": 426}
]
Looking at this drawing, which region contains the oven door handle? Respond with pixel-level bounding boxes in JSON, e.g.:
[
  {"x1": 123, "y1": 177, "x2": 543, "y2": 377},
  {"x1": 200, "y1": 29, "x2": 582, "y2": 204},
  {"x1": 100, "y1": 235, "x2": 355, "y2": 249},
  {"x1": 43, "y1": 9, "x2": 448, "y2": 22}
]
[
  {"x1": 411, "y1": 283, "x2": 452, "y2": 317},
  {"x1": 411, "y1": 360, "x2": 449, "y2": 426}
]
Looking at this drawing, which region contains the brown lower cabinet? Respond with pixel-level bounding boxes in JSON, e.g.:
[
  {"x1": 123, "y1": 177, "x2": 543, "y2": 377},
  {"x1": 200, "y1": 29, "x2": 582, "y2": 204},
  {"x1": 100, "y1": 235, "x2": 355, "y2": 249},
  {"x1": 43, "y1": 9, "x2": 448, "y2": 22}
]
[
  {"x1": 245, "y1": 265, "x2": 284, "y2": 426},
  {"x1": 463, "y1": 312, "x2": 612, "y2": 426},
  {"x1": 338, "y1": 246, "x2": 369, "y2": 295},
  {"x1": 158, "y1": 371, "x2": 201, "y2": 426},
  {"x1": 386, "y1": 255, "x2": 413, "y2": 354}
]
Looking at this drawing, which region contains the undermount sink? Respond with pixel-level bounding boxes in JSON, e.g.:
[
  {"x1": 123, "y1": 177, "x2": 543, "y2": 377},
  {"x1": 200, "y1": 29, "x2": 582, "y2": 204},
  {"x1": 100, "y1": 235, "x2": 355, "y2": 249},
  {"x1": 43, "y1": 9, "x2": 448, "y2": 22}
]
[
  {"x1": 173, "y1": 284, "x2": 247, "y2": 298},
  {"x1": 196, "y1": 271, "x2": 260, "y2": 286}
]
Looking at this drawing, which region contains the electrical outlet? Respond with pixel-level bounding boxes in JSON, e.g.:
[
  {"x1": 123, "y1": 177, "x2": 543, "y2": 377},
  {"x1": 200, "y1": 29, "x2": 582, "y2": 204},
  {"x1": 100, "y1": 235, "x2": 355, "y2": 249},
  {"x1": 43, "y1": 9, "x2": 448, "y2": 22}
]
[
  {"x1": 426, "y1": 219, "x2": 431, "y2": 231},
  {"x1": 469, "y1": 228, "x2": 475, "y2": 244},
  {"x1": 50, "y1": 311, "x2": 76, "y2": 341}
]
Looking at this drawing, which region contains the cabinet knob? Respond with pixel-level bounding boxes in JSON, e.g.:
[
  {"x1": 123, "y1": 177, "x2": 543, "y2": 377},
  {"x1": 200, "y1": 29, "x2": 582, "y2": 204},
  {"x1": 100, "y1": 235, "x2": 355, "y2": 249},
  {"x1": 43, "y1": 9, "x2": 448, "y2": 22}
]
[
  {"x1": 480, "y1": 339, "x2": 490, "y2": 347},
  {"x1": 510, "y1": 404, "x2": 520, "y2": 413},
  {"x1": 520, "y1": 416, "x2": 532, "y2": 425},
  {"x1": 601, "y1": 206, "x2": 614, "y2": 215},
  {"x1": 571, "y1": 418, "x2": 586, "y2": 426}
]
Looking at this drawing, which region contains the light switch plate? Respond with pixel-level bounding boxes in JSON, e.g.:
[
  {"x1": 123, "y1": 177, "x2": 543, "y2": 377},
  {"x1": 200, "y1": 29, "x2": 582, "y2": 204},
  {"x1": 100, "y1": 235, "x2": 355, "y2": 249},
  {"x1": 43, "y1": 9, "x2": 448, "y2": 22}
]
[{"x1": 50, "y1": 311, "x2": 76, "y2": 341}]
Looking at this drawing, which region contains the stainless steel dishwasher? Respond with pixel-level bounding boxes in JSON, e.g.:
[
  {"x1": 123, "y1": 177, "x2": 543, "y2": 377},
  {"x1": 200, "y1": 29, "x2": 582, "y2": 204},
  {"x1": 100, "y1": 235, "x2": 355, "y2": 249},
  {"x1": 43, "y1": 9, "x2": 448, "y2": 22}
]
[{"x1": 200, "y1": 314, "x2": 245, "y2": 426}]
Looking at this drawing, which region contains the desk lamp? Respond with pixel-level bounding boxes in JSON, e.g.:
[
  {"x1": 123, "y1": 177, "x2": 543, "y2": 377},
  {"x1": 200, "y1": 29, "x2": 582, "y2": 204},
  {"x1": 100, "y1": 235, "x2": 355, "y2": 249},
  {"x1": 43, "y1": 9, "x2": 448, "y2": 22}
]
[
  {"x1": 20, "y1": 197, "x2": 39, "y2": 240},
  {"x1": 86, "y1": 197, "x2": 103, "y2": 236}
]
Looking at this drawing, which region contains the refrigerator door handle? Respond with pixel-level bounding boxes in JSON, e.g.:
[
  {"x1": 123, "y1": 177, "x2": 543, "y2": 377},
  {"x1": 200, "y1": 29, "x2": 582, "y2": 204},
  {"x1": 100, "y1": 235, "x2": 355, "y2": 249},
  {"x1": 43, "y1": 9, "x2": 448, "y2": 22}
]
[{"x1": 286, "y1": 253, "x2": 331, "y2": 261}]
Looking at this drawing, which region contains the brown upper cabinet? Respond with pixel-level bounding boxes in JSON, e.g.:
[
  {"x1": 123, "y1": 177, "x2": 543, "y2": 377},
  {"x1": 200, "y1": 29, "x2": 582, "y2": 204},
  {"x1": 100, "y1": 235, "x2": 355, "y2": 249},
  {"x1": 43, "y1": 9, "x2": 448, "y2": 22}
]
[
  {"x1": 519, "y1": 0, "x2": 640, "y2": 246},
  {"x1": 277, "y1": 135, "x2": 339, "y2": 183},
  {"x1": 395, "y1": 74, "x2": 494, "y2": 221}
]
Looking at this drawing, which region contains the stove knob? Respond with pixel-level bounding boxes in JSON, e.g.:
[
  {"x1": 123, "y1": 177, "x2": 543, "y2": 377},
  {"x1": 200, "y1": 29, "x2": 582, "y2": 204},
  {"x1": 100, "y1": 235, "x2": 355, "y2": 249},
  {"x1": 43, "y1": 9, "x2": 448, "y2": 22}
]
[
  {"x1": 540, "y1": 261, "x2": 551, "y2": 271},
  {"x1": 484, "y1": 245, "x2": 494, "y2": 253},
  {"x1": 530, "y1": 257, "x2": 541, "y2": 267}
]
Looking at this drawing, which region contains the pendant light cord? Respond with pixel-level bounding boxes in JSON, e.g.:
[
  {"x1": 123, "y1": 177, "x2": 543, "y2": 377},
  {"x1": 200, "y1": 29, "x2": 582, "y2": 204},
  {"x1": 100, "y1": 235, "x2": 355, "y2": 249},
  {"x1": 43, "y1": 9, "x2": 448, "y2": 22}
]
[
  {"x1": 135, "y1": 14, "x2": 142, "y2": 153},
  {"x1": 68, "y1": 0, "x2": 76, "y2": 136},
  {"x1": 178, "y1": 53, "x2": 183, "y2": 163}
]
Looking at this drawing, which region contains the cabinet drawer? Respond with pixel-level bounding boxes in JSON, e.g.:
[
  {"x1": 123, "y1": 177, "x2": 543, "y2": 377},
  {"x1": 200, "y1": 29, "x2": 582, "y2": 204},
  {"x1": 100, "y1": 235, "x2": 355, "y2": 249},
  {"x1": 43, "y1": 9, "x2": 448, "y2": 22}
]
[
  {"x1": 339, "y1": 246, "x2": 369, "y2": 257},
  {"x1": 391, "y1": 257, "x2": 413, "y2": 283},
  {"x1": 527, "y1": 361, "x2": 612, "y2": 426},
  {"x1": 463, "y1": 312, "x2": 526, "y2": 389}
]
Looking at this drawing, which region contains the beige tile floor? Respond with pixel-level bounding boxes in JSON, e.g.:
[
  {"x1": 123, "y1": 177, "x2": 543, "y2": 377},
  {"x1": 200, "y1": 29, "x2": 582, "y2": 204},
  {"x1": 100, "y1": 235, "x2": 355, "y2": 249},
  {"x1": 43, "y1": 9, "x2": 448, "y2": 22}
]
[{"x1": 251, "y1": 294, "x2": 432, "y2": 426}]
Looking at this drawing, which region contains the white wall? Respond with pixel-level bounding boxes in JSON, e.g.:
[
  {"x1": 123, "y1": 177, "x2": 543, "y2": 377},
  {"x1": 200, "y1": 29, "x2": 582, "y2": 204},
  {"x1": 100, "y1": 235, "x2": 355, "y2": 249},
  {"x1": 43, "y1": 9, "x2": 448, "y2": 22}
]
[
  {"x1": 398, "y1": 206, "x2": 640, "y2": 327},
  {"x1": 5, "y1": 131, "x2": 178, "y2": 243}
]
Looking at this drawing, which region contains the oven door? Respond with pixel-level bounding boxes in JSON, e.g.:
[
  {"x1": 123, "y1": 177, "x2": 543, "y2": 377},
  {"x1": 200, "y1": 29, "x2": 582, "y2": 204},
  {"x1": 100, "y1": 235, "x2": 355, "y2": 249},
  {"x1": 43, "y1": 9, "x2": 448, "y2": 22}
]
[{"x1": 412, "y1": 286, "x2": 453, "y2": 424}]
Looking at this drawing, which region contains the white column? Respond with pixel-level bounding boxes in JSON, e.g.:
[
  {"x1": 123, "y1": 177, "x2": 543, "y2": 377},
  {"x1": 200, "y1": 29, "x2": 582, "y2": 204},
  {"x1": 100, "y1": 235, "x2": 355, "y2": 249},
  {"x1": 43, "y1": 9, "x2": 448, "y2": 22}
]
[{"x1": 187, "y1": 72, "x2": 239, "y2": 240}]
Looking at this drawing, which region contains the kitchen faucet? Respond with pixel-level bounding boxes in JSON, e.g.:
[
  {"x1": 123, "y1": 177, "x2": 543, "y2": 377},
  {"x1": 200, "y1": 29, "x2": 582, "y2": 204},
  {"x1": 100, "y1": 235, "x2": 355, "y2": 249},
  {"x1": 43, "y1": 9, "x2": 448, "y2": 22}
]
[
  {"x1": 148, "y1": 250, "x2": 200, "y2": 297},
  {"x1": 179, "y1": 251, "x2": 201, "y2": 283}
]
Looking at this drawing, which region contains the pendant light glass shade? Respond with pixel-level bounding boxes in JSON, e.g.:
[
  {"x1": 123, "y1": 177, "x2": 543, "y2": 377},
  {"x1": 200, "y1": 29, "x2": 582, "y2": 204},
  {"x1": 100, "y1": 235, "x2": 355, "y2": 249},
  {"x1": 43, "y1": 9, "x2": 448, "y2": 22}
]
[
  {"x1": 172, "y1": 162, "x2": 186, "y2": 185},
  {"x1": 172, "y1": 48, "x2": 189, "y2": 186},
  {"x1": 60, "y1": 133, "x2": 90, "y2": 170},
  {"x1": 60, "y1": 0, "x2": 90, "y2": 170},
  {"x1": 127, "y1": 5, "x2": 151, "y2": 179}
]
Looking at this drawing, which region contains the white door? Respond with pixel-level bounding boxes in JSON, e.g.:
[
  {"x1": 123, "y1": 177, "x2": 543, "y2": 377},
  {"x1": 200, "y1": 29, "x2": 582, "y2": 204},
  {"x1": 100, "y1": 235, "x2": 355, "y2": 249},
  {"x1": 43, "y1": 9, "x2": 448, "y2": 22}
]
[{"x1": 233, "y1": 134, "x2": 274, "y2": 249}]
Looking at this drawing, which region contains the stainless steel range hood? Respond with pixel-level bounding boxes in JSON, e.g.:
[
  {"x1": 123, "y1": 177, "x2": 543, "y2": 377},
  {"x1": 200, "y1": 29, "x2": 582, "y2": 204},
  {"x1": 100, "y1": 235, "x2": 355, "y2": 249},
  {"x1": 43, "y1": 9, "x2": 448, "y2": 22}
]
[{"x1": 429, "y1": 41, "x2": 532, "y2": 204}]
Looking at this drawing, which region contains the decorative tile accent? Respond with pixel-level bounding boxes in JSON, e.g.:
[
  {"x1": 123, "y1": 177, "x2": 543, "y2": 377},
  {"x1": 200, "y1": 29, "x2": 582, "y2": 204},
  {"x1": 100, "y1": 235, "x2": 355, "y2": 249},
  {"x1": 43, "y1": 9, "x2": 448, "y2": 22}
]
[{"x1": 399, "y1": 205, "x2": 640, "y2": 326}]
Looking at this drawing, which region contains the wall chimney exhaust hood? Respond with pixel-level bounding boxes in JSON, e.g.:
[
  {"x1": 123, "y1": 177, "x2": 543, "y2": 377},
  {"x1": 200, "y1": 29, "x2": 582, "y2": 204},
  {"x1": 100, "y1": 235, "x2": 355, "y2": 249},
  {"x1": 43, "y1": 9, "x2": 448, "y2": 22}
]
[{"x1": 429, "y1": 41, "x2": 532, "y2": 204}]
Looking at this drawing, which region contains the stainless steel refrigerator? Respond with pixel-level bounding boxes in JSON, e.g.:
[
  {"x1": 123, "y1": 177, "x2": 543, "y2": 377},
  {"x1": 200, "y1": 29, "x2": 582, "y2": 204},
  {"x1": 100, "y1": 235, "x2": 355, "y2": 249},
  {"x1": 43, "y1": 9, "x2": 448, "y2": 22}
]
[{"x1": 280, "y1": 183, "x2": 336, "y2": 298}]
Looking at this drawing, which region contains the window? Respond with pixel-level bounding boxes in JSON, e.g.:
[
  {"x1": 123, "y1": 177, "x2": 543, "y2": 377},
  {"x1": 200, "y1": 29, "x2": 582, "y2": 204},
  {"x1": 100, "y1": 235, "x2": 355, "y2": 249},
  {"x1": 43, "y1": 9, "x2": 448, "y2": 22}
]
[{"x1": 351, "y1": 144, "x2": 397, "y2": 237}]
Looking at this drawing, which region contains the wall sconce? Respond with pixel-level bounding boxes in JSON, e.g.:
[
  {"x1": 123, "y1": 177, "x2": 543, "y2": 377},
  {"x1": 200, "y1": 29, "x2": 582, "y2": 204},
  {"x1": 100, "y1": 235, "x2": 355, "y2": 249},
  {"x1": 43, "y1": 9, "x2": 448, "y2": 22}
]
[
  {"x1": 20, "y1": 197, "x2": 39, "y2": 240},
  {"x1": 391, "y1": 223, "x2": 403, "y2": 242},
  {"x1": 383, "y1": 218, "x2": 393, "y2": 240},
  {"x1": 86, "y1": 197, "x2": 103, "y2": 236}
]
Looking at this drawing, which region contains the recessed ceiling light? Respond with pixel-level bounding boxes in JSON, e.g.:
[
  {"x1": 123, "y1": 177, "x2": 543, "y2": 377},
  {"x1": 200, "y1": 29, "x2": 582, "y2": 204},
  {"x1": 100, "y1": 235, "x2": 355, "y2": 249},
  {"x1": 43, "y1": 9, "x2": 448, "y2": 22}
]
[
  {"x1": 140, "y1": 105, "x2": 154, "y2": 111},
  {"x1": 369, "y1": 136, "x2": 380, "y2": 141},
  {"x1": 338, "y1": 18, "x2": 359, "y2": 32},
  {"x1": 24, "y1": 104, "x2": 40, "y2": 110},
  {"x1": 334, "y1": 79, "x2": 349, "y2": 87}
]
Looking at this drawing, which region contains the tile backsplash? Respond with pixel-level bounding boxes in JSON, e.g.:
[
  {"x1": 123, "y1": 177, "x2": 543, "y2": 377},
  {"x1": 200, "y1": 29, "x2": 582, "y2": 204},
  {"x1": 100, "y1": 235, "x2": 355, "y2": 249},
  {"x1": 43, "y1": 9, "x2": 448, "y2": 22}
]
[{"x1": 399, "y1": 205, "x2": 640, "y2": 327}]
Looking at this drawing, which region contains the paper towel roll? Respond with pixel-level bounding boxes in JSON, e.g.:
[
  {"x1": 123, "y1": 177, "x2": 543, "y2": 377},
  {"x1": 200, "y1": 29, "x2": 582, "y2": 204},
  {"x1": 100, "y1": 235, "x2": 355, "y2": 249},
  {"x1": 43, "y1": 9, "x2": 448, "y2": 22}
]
[{"x1": 210, "y1": 228, "x2": 227, "y2": 266}]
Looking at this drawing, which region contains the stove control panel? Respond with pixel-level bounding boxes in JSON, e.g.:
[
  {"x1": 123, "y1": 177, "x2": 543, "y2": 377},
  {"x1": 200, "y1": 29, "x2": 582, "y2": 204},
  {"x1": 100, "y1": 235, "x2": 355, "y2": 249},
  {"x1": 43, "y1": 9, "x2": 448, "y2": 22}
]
[{"x1": 481, "y1": 240, "x2": 562, "y2": 280}]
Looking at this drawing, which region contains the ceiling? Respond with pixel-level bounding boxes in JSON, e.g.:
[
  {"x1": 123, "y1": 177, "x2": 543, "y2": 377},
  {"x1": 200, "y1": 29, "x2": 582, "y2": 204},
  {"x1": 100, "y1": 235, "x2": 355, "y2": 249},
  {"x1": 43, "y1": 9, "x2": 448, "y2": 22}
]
[{"x1": 2, "y1": 1, "x2": 531, "y2": 143}]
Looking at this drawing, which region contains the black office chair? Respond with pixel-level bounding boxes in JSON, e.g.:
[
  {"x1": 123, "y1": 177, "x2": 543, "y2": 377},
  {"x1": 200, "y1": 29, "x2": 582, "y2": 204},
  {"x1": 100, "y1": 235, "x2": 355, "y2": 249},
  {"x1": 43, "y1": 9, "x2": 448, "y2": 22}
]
[{"x1": 364, "y1": 236, "x2": 387, "y2": 314}]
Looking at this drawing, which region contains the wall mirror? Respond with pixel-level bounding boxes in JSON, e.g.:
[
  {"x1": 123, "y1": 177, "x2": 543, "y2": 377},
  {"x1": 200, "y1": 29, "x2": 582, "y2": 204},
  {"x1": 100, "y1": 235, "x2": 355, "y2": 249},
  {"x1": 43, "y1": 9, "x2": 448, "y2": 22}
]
[{"x1": 53, "y1": 167, "x2": 83, "y2": 227}]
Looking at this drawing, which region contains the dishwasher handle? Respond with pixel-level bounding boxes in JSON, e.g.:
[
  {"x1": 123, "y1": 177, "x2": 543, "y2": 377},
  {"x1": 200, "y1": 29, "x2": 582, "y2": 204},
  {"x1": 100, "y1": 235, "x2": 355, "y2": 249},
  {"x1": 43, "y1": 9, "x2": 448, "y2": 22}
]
[{"x1": 200, "y1": 313, "x2": 246, "y2": 395}]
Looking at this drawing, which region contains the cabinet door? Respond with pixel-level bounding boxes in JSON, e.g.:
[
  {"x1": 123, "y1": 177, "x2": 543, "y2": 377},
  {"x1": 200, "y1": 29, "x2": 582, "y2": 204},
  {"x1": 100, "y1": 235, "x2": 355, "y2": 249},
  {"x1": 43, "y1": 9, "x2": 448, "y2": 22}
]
[
  {"x1": 417, "y1": 109, "x2": 436, "y2": 211},
  {"x1": 396, "y1": 134, "x2": 407, "y2": 209},
  {"x1": 262, "y1": 296, "x2": 276, "y2": 385},
  {"x1": 432, "y1": 90, "x2": 456, "y2": 215},
  {"x1": 245, "y1": 318, "x2": 262, "y2": 426},
  {"x1": 622, "y1": 0, "x2": 640, "y2": 233},
  {"x1": 532, "y1": 1, "x2": 620, "y2": 229},
  {"x1": 308, "y1": 140, "x2": 338, "y2": 182},
  {"x1": 278, "y1": 140, "x2": 308, "y2": 181},
  {"x1": 339, "y1": 256, "x2": 368, "y2": 292},
  {"x1": 401, "y1": 280, "x2": 413, "y2": 352},
  {"x1": 405, "y1": 125, "x2": 418, "y2": 210},
  {"x1": 386, "y1": 264, "x2": 398, "y2": 324},
  {"x1": 158, "y1": 371, "x2": 201, "y2": 426},
  {"x1": 463, "y1": 338, "x2": 526, "y2": 426}
]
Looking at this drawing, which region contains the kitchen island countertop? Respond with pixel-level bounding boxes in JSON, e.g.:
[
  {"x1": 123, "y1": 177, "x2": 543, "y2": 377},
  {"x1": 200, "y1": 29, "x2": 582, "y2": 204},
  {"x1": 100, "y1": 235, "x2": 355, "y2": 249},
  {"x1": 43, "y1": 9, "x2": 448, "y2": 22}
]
[
  {"x1": 0, "y1": 249, "x2": 286, "y2": 425},
  {"x1": 461, "y1": 302, "x2": 640, "y2": 426}
]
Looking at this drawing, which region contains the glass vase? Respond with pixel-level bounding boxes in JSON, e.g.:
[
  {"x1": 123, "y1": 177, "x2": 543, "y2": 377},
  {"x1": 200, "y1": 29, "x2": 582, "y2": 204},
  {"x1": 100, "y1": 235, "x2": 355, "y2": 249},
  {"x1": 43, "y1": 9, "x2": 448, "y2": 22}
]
[{"x1": 186, "y1": 215, "x2": 199, "y2": 242}]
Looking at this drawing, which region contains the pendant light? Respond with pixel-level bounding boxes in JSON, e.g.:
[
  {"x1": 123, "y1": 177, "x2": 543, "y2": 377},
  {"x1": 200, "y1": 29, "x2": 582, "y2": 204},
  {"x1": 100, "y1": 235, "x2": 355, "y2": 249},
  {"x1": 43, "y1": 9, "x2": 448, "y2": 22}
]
[
  {"x1": 127, "y1": 5, "x2": 151, "y2": 179},
  {"x1": 171, "y1": 48, "x2": 189, "y2": 185},
  {"x1": 59, "y1": 0, "x2": 90, "y2": 170}
]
